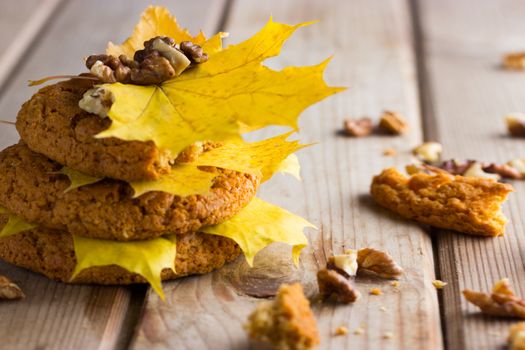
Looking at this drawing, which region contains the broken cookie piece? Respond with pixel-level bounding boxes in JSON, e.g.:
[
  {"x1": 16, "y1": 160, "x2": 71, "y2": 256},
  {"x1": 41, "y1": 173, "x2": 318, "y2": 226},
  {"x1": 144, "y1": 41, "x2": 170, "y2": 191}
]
[
  {"x1": 0, "y1": 275, "x2": 25, "y2": 300},
  {"x1": 509, "y1": 322, "x2": 525, "y2": 350},
  {"x1": 463, "y1": 278, "x2": 525, "y2": 318},
  {"x1": 245, "y1": 283, "x2": 320, "y2": 350},
  {"x1": 370, "y1": 168, "x2": 513, "y2": 236}
]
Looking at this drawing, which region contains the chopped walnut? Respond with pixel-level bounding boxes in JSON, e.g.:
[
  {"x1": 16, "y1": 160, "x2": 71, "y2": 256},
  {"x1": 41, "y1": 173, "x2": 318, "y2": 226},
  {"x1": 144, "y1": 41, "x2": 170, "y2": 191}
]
[
  {"x1": 506, "y1": 114, "x2": 525, "y2": 137},
  {"x1": 432, "y1": 280, "x2": 447, "y2": 289},
  {"x1": 412, "y1": 142, "x2": 443, "y2": 164},
  {"x1": 483, "y1": 163, "x2": 522, "y2": 180},
  {"x1": 509, "y1": 159, "x2": 525, "y2": 176},
  {"x1": 463, "y1": 278, "x2": 525, "y2": 318},
  {"x1": 464, "y1": 162, "x2": 501, "y2": 180},
  {"x1": 353, "y1": 327, "x2": 365, "y2": 335},
  {"x1": 180, "y1": 41, "x2": 209, "y2": 63},
  {"x1": 509, "y1": 322, "x2": 525, "y2": 350},
  {"x1": 343, "y1": 117, "x2": 373, "y2": 137},
  {"x1": 0, "y1": 275, "x2": 24, "y2": 300},
  {"x1": 438, "y1": 159, "x2": 476, "y2": 176},
  {"x1": 503, "y1": 53, "x2": 525, "y2": 70},
  {"x1": 391, "y1": 281, "x2": 400, "y2": 287},
  {"x1": 357, "y1": 248, "x2": 403, "y2": 279},
  {"x1": 317, "y1": 268, "x2": 360, "y2": 304},
  {"x1": 327, "y1": 249, "x2": 358, "y2": 277},
  {"x1": 85, "y1": 36, "x2": 207, "y2": 85},
  {"x1": 378, "y1": 111, "x2": 408, "y2": 135},
  {"x1": 78, "y1": 87, "x2": 115, "y2": 118}
]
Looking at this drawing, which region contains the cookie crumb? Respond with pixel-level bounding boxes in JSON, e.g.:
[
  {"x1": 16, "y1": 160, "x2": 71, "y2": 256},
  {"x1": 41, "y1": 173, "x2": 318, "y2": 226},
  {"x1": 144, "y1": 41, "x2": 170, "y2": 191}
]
[
  {"x1": 432, "y1": 280, "x2": 447, "y2": 289},
  {"x1": 334, "y1": 326, "x2": 349, "y2": 336},
  {"x1": 390, "y1": 281, "x2": 400, "y2": 287},
  {"x1": 383, "y1": 148, "x2": 397, "y2": 157},
  {"x1": 383, "y1": 332, "x2": 394, "y2": 340},
  {"x1": 379, "y1": 306, "x2": 388, "y2": 312},
  {"x1": 370, "y1": 288, "x2": 382, "y2": 296},
  {"x1": 353, "y1": 327, "x2": 365, "y2": 335},
  {"x1": 503, "y1": 52, "x2": 525, "y2": 70}
]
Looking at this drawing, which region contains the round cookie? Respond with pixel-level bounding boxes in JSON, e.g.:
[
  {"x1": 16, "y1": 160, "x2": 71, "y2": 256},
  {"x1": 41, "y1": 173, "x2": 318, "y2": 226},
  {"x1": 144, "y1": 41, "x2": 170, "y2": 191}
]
[
  {"x1": 0, "y1": 143, "x2": 259, "y2": 241},
  {"x1": 17, "y1": 78, "x2": 171, "y2": 181},
  {"x1": 0, "y1": 221, "x2": 241, "y2": 285}
]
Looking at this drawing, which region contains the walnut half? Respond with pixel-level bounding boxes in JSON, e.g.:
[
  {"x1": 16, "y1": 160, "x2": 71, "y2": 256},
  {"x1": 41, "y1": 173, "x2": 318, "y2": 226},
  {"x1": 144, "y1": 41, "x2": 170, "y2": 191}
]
[
  {"x1": 357, "y1": 248, "x2": 404, "y2": 279},
  {"x1": 318, "y1": 250, "x2": 360, "y2": 303},
  {"x1": 463, "y1": 278, "x2": 525, "y2": 318},
  {"x1": 0, "y1": 275, "x2": 24, "y2": 300}
]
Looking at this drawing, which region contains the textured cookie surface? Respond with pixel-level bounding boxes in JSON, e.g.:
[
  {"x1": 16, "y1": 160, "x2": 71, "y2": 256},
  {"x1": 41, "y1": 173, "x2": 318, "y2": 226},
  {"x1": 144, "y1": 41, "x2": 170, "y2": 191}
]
[
  {"x1": 17, "y1": 79, "x2": 170, "y2": 181},
  {"x1": 370, "y1": 167, "x2": 513, "y2": 236},
  {"x1": 0, "y1": 143, "x2": 259, "y2": 241},
  {"x1": 0, "y1": 218, "x2": 241, "y2": 285}
]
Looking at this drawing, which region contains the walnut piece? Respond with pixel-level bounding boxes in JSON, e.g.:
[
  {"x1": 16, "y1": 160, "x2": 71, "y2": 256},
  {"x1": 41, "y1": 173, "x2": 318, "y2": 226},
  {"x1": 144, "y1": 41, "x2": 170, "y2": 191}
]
[
  {"x1": 508, "y1": 159, "x2": 525, "y2": 176},
  {"x1": 317, "y1": 268, "x2": 360, "y2": 304},
  {"x1": 463, "y1": 278, "x2": 525, "y2": 318},
  {"x1": 412, "y1": 142, "x2": 442, "y2": 164},
  {"x1": 432, "y1": 280, "x2": 447, "y2": 289},
  {"x1": 244, "y1": 283, "x2": 320, "y2": 350},
  {"x1": 78, "y1": 87, "x2": 115, "y2": 118},
  {"x1": 464, "y1": 162, "x2": 501, "y2": 180},
  {"x1": 509, "y1": 322, "x2": 525, "y2": 350},
  {"x1": 357, "y1": 248, "x2": 403, "y2": 279},
  {"x1": 85, "y1": 36, "x2": 207, "y2": 85},
  {"x1": 506, "y1": 114, "x2": 525, "y2": 137},
  {"x1": 503, "y1": 53, "x2": 525, "y2": 70},
  {"x1": 0, "y1": 275, "x2": 24, "y2": 300},
  {"x1": 327, "y1": 249, "x2": 358, "y2": 277},
  {"x1": 483, "y1": 163, "x2": 522, "y2": 180},
  {"x1": 378, "y1": 111, "x2": 408, "y2": 135},
  {"x1": 343, "y1": 117, "x2": 373, "y2": 137},
  {"x1": 180, "y1": 41, "x2": 209, "y2": 63}
]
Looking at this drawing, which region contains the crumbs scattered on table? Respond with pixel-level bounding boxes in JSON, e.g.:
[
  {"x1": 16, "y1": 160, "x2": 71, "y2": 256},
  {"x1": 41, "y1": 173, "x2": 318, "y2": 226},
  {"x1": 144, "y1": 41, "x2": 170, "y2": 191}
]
[
  {"x1": 383, "y1": 148, "x2": 397, "y2": 157},
  {"x1": 391, "y1": 281, "x2": 400, "y2": 288},
  {"x1": 353, "y1": 326, "x2": 365, "y2": 335},
  {"x1": 379, "y1": 306, "x2": 388, "y2": 312},
  {"x1": 382, "y1": 331, "x2": 394, "y2": 340}
]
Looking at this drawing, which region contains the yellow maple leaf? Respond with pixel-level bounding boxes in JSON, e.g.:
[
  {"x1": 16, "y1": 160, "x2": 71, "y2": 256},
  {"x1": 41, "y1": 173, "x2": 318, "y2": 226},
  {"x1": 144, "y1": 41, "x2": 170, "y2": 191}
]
[
  {"x1": 201, "y1": 197, "x2": 314, "y2": 266},
  {"x1": 71, "y1": 234, "x2": 176, "y2": 300},
  {"x1": 0, "y1": 207, "x2": 37, "y2": 238},
  {"x1": 97, "y1": 11, "x2": 344, "y2": 159},
  {"x1": 59, "y1": 132, "x2": 303, "y2": 195},
  {"x1": 57, "y1": 167, "x2": 102, "y2": 192},
  {"x1": 106, "y1": 6, "x2": 206, "y2": 58},
  {"x1": 192, "y1": 133, "x2": 305, "y2": 181},
  {"x1": 129, "y1": 164, "x2": 217, "y2": 198}
]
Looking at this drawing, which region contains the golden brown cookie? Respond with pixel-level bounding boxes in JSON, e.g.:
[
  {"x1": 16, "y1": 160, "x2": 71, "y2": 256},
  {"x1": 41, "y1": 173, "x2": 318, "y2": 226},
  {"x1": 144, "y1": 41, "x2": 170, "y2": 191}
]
[
  {"x1": 0, "y1": 220, "x2": 240, "y2": 285},
  {"x1": 370, "y1": 167, "x2": 513, "y2": 236},
  {"x1": 17, "y1": 79, "x2": 171, "y2": 181},
  {"x1": 0, "y1": 143, "x2": 259, "y2": 241}
]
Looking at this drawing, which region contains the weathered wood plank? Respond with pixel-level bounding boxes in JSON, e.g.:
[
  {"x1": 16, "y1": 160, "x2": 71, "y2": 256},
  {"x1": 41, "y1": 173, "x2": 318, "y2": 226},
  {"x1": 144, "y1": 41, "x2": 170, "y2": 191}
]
[
  {"x1": 416, "y1": 0, "x2": 525, "y2": 348},
  {"x1": 132, "y1": 1, "x2": 442, "y2": 349},
  {"x1": 0, "y1": 0, "x2": 63, "y2": 91},
  {"x1": 0, "y1": 1, "x2": 221, "y2": 349}
]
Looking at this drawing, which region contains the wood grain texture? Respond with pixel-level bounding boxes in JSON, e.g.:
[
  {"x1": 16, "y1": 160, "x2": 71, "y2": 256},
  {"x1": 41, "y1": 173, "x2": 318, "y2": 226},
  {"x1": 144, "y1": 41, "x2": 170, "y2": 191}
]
[
  {"x1": 0, "y1": 1, "x2": 222, "y2": 349},
  {"x1": 132, "y1": 1, "x2": 442, "y2": 349},
  {"x1": 0, "y1": 0, "x2": 63, "y2": 91},
  {"x1": 416, "y1": 0, "x2": 525, "y2": 349}
]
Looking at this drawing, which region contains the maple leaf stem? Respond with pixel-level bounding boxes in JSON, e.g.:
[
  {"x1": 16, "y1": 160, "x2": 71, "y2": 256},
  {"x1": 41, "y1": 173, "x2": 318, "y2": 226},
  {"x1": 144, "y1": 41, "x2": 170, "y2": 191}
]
[
  {"x1": 28, "y1": 75, "x2": 99, "y2": 87},
  {"x1": 0, "y1": 120, "x2": 15, "y2": 126}
]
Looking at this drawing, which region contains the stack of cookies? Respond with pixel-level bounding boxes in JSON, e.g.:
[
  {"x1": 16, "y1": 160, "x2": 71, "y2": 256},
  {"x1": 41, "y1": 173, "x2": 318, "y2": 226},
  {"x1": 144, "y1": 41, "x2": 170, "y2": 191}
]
[{"x1": 0, "y1": 78, "x2": 260, "y2": 289}]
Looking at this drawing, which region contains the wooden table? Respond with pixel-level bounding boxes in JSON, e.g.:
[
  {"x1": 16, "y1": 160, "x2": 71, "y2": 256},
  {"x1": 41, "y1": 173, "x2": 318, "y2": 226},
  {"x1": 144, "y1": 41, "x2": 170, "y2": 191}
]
[{"x1": 0, "y1": 0, "x2": 524, "y2": 349}]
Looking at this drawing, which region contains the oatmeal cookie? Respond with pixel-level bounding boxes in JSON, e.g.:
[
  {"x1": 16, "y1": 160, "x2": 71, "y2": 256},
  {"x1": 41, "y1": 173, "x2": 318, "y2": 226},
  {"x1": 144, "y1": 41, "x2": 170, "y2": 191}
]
[
  {"x1": 0, "y1": 220, "x2": 240, "y2": 285},
  {"x1": 0, "y1": 143, "x2": 259, "y2": 241},
  {"x1": 17, "y1": 79, "x2": 173, "y2": 181},
  {"x1": 370, "y1": 168, "x2": 513, "y2": 236}
]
